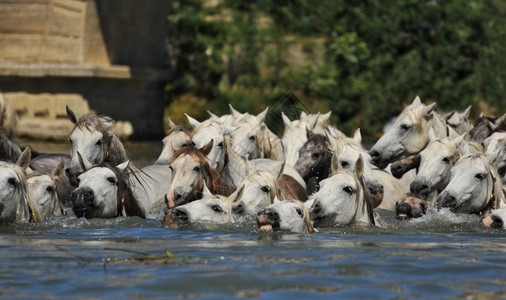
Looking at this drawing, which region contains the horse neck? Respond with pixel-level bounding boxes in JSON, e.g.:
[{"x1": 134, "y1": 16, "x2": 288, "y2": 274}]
[
  {"x1": 204, "y1": 167, "x2": 235, "y2": 196},
  {"x1": 117, "y1": 179, "x2": 145, "y2": 218},
  {"x1": 259, "y1": 127, "x2": 284, "y2": 161},
  {"x1": 105, "y1": 135, "x2": 129, "y2": 165}
]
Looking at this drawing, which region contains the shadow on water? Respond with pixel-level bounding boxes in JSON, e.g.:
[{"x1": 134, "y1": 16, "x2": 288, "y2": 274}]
[{"x1": 5, "y1": 139, "x2": 506, "y2": 299}]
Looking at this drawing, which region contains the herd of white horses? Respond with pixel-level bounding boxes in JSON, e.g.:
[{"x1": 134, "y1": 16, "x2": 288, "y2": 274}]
[{"x1": 1, "y1": 96, "x2": 505, "y2": 233}]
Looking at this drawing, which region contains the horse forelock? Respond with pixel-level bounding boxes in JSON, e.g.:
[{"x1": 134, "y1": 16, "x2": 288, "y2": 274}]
[
  {"x1": 191, "y1": 119, "x2": 221, "y2": 137},
  {"x1": 247, "y1": 170, "x2": 282, "y2": 203}
]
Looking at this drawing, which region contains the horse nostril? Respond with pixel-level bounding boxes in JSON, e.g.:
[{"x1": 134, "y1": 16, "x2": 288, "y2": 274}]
[
  {"x1": 233, "y1": 203, "x2": 244, "y2": 214},
  {"x1": 268, "y1": 211, "x2": 278, "y2": 219},
  {"x1": 369, "y1": 150, "x2": 379, "y2": 161},
  {"x1": 175, "y1": 193, "x2": 182, "y2": 201},
  {"x1": 84, "y1": 190, "x2": 94, "y2": 199},
  {"x1": 65, "y1": 168, "x2": 70, "y2": 177},
  {"x1": 173, "y1": 209, "x2": 188, "y2": 220}
]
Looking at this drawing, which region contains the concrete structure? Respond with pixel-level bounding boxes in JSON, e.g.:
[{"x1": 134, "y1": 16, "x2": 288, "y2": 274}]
[{"x1": 0, "y1": 0, "x2": 171, "y2": 140}]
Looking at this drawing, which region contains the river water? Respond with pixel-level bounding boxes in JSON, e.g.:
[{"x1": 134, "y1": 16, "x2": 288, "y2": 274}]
[{"x1": 2, "y1": 139, "x2": 505, "y2": 299}]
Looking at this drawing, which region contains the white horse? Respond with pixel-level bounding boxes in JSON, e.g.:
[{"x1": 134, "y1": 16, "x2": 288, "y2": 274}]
[
  {"x1": 437, "y1": 153, "x2": 506, "y2": 214},
  {"x1": 369, "y1": 96, "x2": 446, "y2": 169},
  {"x1": 70, "y1": 156, "x2": 146, "y2": 219},
  {"x1": 0, "y1": 148, "x2": 41, "y2": 223},
  {"x1": 409, "y1": 133, "x2": 465, "y2": 201},
  {"x1": 257, "y1": 198, "x2": 317, "y2": 233},
  {"x1": 230, "y1": 162, "x2": 301, "y2": 219},
  {"x1": 330, "y1": 128, "x2": 405, "y2": 211},
  {"x1": 308, "y1": 155, "x2": 377, "y2": 227},
  {"x1": 227, "y1": 106, "x2": 285, "y2": 161},
  {"x1": 186, "y1": 114, "x2": 236, "y2": 173},
  {"x1": 66, "y1": 106, "x2": 173, "y2": 216},
  {"x1": 27, "y1": 160, "x2": 65, "y2": 218},
  {"x1": 154, "y1": 118, "x2": 191, "y2": 165},
  {"x1": 442, "y1": 106, "x2": 472, "y2": 137},
  {"x1": 164, "y1": 183, "x2": 243, "y2": 226}
]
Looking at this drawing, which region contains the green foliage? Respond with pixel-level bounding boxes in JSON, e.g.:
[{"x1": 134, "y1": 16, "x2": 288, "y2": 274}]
[{"x1": 166, "y1": 0, "x2": 506, "y2": 138}]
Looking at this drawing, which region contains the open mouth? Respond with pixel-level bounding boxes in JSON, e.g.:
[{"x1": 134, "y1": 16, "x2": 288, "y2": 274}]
[{"x1": 256, "y1": 213, "x2": 280, "y2": 231}]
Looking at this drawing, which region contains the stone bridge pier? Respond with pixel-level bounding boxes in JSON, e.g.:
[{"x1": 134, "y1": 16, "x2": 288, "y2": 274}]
[{"x1": 0, "y1": 0, "x2": 172, "y2": 140}]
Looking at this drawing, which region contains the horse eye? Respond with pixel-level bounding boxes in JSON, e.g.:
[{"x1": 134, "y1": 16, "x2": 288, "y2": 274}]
[
  {"x1": 340, "y1": 161, "x2": 349, "y2": 168},
  {"x1": 442, "y1": 157, "x2": 450, "y2": 164},
  {"x1": 68, "y1": 138, "x2": 73, "y2": 144},
  {"x1": 96, "y1": 139, "x2": 103, "y2": 146},
  {"x1": 107, "y1": 177, "x2": 116, "y2": 184},
  {"x1": 169, "y1": 165, "x2": 173, "y2": 172},
  {"x1": 295, "y1": 208, "x2": 304, "y2": 217},
  {"x1": 191, "y1": 141, "x2": 196, "y2": 147},
  {"x1": 343, "y1": 186, "x2": 354, "y2": 194},
  {"x1": 8, "y1": 177, "x2": 16, "y2": 186},
  {"x1": 249, "y1": 135, "x2": 256, "y2": 141},
  {"x1": 400, "y1": 124, "x2": 411, "y2": 131},
  {"x1": 46, "y1": 186, "x2": 55, "y2": 193},
  {"x1": 193, "y1": 166, "x2": 200, "y2": 172},
  {"x1": 217, "y1": 142, "x2": 224, "y2": 148},
  {"x1": 261, "y1": 186, "x2": 270, "y2": 193},
  {"x1": 475, "y1": 173, "x2": 486, "y2": 180},
  {"x1": 449, "y1": 124, "x2": 457, "y2": 128},
  {"x1": 311, "y1": 153, "x2": 320, "y2": 159},
  {"x1": 211, "y1": 205, "x2": 223, "y2": 213}
]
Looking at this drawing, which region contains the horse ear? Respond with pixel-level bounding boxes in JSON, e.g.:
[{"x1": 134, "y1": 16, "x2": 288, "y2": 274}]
[
  {"x1": 185, "y1": 113, "x2": 201, "y2": 128},
  {"x1": 66, "y1": 105, "x2": 79, "y2": 124},
  {"x1": 494, "y1": 113, "x2": 506, "y2": 127},
  {"x1": 168, "y1": 117, "x2": 177, "y2": 129},
  {"x1": 200, "y1": 139, "x2": 214, "y2": 156},
  {"x1": 207, "y1": 110, "x2": 220, "y2": 121},
  {"x1": 273, "y1": 196, "x2": 281, "y2": 204},
  {"x1": 99, "y1": 116, "x2": 114, "y2": 130},
  {"x1": 442, "y1": 110, "x2": 455, "y2": 120},
  {"x1": 353, "y1": 128, "x2": 362, "y2": 143},
  {"x1": 272, "y1": 160, "x2": 285, "y2": 179},
  {"x1": 229, "y1": 104, "x2": 241, "y2": 117},
  {"x1": 462, "y1": 105, "x2": 471, "y2": 119},
  {"x1": 331, "y1": 152, "x2": 340, "y2": 172},
  {"x1": 412, "y1": 96, "x2": 421, "y2": 105},
  {"x1": 77, "y1": 151, "x2": 93, "y2": 171},
  {"x1": 300, "y1": 111, "x2": 307, "y2": 119},
  {"x1": 228, "y1": 184, "x2": 244, "y2": 203},
  {"x1": 355, "y1": 154, "x2": 364, "y2": 179},
  {"x1": 16, "y1": 147, "x2": 31, "y2": 171},
  {"x1": 460, "y1": 142, "x2": 472, "y2": 155},
  {"x1": 282, "y1": 112, "x2": 291, "y2": 127},
  {"x1": 428, "y1": 128, "x2": 436, "y2": 142},
  {"x1": 202, "y1": 180, "x2": 213, "y2": 197},
  {"x1": 306, "y1": 127, "x2": 312, "y2": 140},
  {"x1": 256, "y1": 107, "x2": 269, "y2": 123},
  {"x1": 452, "y1": 134, "x2": 465, "y2": 148},
  {"x1": 116, "y1": 160, "x2": 130, "y2": 173},
  {"x1": 308, "y1": 112, "x2": 320, "y2": 131},
  {"x1": 321, "y1": 111, "x2": 331, "y2": 122},
  {"x1": 422, "y1": 102, "x2": 437, "y2": 120},
  {"x1": 52, "y1": 159, "x2": 65, "y2": 179}
]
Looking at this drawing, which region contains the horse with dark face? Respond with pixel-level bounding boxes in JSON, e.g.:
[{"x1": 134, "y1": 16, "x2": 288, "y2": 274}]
[
  {"x1": 257, "y1": 198, "x2": 317, "y2": 233},
  {"x1": 165, "y1": 141, "x2": 235, "y2": 209},
  {"x1": 469, "y1": 113, "x2": 505, "y2": 144},
  {"x1": 294, "y1": 130, "x2": 332, "y2": 194}
]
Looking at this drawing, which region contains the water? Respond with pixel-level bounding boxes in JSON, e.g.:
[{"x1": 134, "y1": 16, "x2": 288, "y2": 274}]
[{"x1": 4, "y1": 139, "x2": 505, "y2": 299}]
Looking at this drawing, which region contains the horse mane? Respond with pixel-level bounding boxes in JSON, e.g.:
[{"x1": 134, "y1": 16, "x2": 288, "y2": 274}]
[
  {"x1": 0, "y1": 130, "x2": 21, "y2": 163},
  {"x1": 73, "y1": 114, "x2": 129, "y2": 165},
  {"x1": 104, "y1": 163, "x2": 146, "y2": 218},
  {"x1": 247, "y1": 170, "x2": 283, "y2": 203},
  {"x1": 165, "y1": 125, "x2": 192, "y2": 137}
]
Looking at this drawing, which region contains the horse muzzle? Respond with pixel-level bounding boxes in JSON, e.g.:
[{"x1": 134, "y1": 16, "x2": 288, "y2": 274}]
[
  {"x1": 257, "y1": 209, "x2": 280, "y2": 231},
  {"x1": 70, "y1": 187, "x2": 95, "y2": 217}
]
